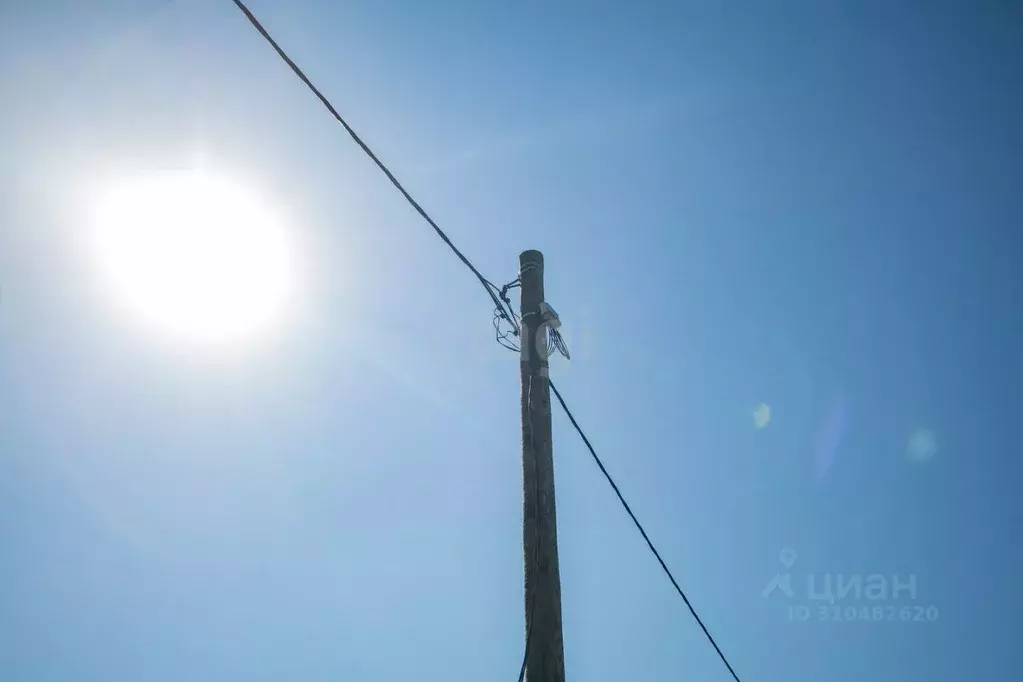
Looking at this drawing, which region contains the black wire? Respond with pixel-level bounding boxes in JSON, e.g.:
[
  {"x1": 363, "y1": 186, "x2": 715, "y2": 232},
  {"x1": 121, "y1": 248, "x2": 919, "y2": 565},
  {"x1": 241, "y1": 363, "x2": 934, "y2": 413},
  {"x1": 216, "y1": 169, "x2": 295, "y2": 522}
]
[
  {"x1": 548, "y1": 328, "x2": 570, "y2": 360},
  {"x1": 491, "y1": 281, "x2": 521, "y2": 352},
  {"x1": 231, "y1": 4, "x2": 742, "y2": 679},
  {"x1": 548, "y1": 380, "x2": 743, "y2": 682},
  {"x1": 494, "y1": 312, "x2": 520, "y2": 352},
  {"x1": 490, "y1": 279, "x2": 522, "y2": 352},
  {"x1": 231, "y1": 0, "x2": 516, "y2": 326}
]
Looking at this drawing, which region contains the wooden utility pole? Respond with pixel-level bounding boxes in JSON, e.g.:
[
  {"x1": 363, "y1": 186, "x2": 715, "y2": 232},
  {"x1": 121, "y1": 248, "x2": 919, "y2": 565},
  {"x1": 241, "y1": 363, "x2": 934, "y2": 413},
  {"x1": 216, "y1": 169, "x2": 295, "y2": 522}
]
[{"x1": 519, "y1": 249, "x2": 566, "y2": 682}]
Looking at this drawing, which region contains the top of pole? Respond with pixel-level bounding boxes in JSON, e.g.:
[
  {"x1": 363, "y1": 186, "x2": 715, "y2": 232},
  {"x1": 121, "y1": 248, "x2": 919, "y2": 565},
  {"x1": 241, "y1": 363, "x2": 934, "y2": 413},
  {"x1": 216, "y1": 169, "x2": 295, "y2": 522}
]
[
  {"x1": 519, "y1": 250, "x2": 544, "y2": 274},
  {"x1": 519, "y1": 250, "x2": 547, "y2": 369}
]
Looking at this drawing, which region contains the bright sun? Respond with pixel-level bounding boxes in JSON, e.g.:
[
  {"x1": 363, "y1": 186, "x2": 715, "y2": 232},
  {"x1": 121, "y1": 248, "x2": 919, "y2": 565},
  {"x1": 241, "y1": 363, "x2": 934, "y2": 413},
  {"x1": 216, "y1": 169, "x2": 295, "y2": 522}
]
[{"x1": 89, "y1": 170, "x2": 297, "y2": 345}]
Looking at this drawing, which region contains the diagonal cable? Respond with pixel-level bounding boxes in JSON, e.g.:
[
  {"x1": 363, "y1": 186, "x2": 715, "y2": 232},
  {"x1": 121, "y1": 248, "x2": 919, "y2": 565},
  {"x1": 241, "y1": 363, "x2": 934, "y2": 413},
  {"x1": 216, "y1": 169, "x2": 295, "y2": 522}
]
[
  {"x1": 231, "y1": 3, "x2": 744, "y2": 680},
  {"x1": 548, "y1": 380, "x2": 742, "y2": 682},
  {"x1": 231, "y1": 0, "x2": 516, "y2": 325}
]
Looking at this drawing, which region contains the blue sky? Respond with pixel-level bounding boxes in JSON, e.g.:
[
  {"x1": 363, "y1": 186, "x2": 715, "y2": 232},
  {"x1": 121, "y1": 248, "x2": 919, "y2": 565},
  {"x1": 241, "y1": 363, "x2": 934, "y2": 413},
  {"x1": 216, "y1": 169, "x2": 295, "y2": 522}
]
[{"x1": 2, "y1": 1, "x2": 1022, "y2": 680}]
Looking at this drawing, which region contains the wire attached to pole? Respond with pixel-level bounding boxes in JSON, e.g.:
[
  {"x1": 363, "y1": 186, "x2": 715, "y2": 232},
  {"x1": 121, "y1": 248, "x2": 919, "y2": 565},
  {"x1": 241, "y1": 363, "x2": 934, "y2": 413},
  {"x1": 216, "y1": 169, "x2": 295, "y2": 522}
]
[
  {"x1": 231, "y1": 4, "x2": 744, "y2": 680},
  {"x1": 230, "y1": 0, "x2": 517, "y2": 327}
]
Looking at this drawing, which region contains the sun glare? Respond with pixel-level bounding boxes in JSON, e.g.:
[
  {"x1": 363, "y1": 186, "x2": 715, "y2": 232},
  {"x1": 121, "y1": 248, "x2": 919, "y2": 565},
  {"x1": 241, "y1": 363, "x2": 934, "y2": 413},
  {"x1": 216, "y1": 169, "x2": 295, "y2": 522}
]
[{"x1": 89, "y1": 170, "x2": 297, "y2": 346}]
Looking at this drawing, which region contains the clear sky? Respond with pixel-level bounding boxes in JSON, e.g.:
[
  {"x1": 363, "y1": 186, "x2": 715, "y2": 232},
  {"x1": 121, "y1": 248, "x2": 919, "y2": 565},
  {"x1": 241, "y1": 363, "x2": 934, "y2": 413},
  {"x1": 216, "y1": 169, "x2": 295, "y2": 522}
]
[{"x1": 2, "y1": 1, "x2": 1022, "y2": 680}]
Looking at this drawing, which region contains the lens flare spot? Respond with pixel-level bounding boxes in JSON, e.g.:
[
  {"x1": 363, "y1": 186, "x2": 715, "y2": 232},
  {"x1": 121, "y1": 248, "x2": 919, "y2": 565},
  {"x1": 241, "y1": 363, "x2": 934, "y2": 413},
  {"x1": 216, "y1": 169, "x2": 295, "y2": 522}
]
[
  {"x1": 753, "y1": 403, "x2": 772, "y2": 429},
  {"x1": 908, "y1": 428, "x2": 937, "y2": 462}
]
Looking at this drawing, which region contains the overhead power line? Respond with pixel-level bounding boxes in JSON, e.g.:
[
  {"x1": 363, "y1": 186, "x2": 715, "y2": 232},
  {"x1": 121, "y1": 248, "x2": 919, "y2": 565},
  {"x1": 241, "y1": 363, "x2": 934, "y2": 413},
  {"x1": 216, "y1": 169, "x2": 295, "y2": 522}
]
[
  {"x1": 548, "y1": 381, "x2": 742, "y2": 682},
  {"x1": 230, "y1": 0, "x2": 516, "y2": 327},
  {"x1": 230, "y1": 3, "x2": 743, "y2": 681}
]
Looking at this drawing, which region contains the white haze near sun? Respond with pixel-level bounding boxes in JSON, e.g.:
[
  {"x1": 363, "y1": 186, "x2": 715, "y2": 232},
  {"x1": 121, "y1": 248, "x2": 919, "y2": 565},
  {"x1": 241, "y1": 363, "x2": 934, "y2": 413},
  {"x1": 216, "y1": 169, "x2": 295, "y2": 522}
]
[{"x1": 88, "y1": 169, "x2": 298, "y2": 346}]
